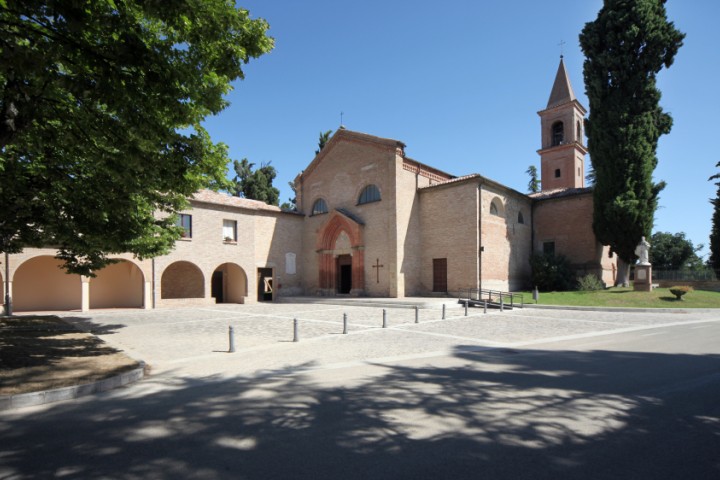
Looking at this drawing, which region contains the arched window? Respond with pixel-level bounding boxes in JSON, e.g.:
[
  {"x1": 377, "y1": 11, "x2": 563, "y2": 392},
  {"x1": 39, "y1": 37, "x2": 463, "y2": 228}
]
[
  {"x1": 551, "y1": 121, "x2": 564, "y2": 146},
  {"x1": 518, "y1": 211, "x2": 525, "y2": 224},
  {"x1": 311, "y1": 198, "x2": 328, "y2": 215},
  {"x1": 358, "y1": 184, "x2": 381, "y2": 205},
  {"x1": 490, "y1": 199, "x2": 503, "y2": 217},
  {"x1": 576, "y1": 120, "x2": 582, "y2": 143}
]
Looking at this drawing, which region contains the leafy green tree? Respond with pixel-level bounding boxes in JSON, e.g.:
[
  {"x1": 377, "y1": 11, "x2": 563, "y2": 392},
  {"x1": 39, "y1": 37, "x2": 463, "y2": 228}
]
[
  {"x1": 231, "y1": 159, "x2": 280, "y2": 206},
  {"x1": 530, "y1": 253, "x2": 575, "y2": 292},
  {"x1": 709, "y1": 162, "x2": 720, "y2": 274},
  {"x1": 0, "y1": 0, "x2": 273, "y2": 275},
  {"x1": 280, "y1": 181, "x2": 297, "y2": 211},
  {"x1": 649, "y1": 232, "x2": 703, "y2": 271},
  {"x1": 579, "y1": 0, "x2": 684, "y2": 286},
  {"x1": 526, "y1": 165, "x2": 540, "y2": 193}
]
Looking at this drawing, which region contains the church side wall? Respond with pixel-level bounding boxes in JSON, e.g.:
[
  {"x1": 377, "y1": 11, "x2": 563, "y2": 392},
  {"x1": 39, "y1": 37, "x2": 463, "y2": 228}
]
[
  {"x1": 533, "y1": 193, "x2": 616, "y2": 286},
  {"x1": 419, "y1": 182, "x2": 479, "y2": 295},
  {"x1": 298, "y1": 139, "x2": 397, "y2": 296},
  {"x1": 393, "y1": 158, "x2": 426, "y2": 297},
  {"x1": 480, "y1": 186, "x2": 533, "y2": 292}
]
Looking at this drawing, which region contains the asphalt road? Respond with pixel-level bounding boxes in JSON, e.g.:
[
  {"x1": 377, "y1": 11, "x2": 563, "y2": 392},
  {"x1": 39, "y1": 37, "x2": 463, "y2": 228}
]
[{"x1": 1, "y1": 307, "x2": 718, "y2": 479}]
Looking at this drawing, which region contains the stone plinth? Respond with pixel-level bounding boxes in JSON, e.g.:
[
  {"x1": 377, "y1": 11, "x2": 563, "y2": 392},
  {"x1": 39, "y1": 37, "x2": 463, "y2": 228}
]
[{"x1": 634, "y1": 264, "x2": 653, "y2": 292}]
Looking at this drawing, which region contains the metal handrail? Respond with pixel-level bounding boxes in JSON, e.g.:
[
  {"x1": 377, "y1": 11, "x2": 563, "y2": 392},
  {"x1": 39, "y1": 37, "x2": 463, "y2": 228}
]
[{"x1": 463, "y1": 288, "x2": 524, "y2": 308}]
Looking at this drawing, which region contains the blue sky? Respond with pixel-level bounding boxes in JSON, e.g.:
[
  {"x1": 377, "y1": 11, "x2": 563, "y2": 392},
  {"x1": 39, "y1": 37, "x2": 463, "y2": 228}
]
[{"x1": 204, "y1": 1, "x2": 719, "y2": 259}]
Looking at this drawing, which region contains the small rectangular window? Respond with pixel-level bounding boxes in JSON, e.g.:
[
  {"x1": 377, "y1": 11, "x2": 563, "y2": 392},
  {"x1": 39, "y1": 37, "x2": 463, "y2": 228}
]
[
  {"x1": 176, "y1": 214, "x2": 192, "y2": 238},
  {"x1": 223, "y1": 219, "x2": 237, "y2": 242},
  {"x1": 543, "y1": 241, "x2": 555, "y2": 256}
]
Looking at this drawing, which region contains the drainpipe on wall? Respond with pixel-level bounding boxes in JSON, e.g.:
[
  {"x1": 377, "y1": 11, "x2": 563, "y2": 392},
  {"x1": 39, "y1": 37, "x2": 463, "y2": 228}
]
[
  {"x1": 478, "y1": 182, "x2": 483, "y2": 293},
  {"x1": 151, "y1": 258, "x2": 156, "y2": 309}
]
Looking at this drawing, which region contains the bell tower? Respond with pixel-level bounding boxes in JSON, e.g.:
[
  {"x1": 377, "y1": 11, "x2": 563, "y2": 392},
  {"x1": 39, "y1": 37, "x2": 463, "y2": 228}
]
[{"x1": 537, "y1": 57, "x2": 588, "y2": 191}]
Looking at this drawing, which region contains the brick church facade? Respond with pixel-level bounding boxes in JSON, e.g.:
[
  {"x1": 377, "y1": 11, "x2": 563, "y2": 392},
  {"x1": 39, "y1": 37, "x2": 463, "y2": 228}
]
[{"x1": 1, "y1": 59, "x2": 615, "y2": 312}]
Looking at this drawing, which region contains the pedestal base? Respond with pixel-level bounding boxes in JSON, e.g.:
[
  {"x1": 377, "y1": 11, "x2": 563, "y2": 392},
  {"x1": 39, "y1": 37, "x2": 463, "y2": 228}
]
[{"x1": 634, "y1": 264, "x2": 653, "y2": 292}]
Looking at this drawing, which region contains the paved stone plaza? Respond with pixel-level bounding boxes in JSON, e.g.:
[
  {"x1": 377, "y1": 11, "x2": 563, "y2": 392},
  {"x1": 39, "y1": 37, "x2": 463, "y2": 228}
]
[
  {"x1": 61, "y1": 300, "x2": 720, "y2": 382},
  {"x1": 2, "y1": 301, "x2": 719, "y2": 479}
]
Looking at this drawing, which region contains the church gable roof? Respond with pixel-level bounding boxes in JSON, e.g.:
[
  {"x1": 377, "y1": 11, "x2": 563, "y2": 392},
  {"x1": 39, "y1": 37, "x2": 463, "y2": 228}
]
[
  {"x1": 299, "y1": 128, "x2": 406, "y2": 182},
  {"x1": 546, "y1": 57, "x2": 577, "y2": 109}
]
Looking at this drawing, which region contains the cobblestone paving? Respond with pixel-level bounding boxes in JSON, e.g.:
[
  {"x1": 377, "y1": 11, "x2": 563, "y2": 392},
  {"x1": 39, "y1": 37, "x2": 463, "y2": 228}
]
[{"x1": 61, "y1": 303, "x2": 720, "y2": 380}]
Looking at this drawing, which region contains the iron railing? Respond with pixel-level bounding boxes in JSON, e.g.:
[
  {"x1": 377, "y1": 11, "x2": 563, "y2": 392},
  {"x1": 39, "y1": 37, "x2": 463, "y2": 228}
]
[
  {"x1": 646, "y1": 270, "x2": 717, "y2": 282},
  {"x1": 461, "y1": 288, "x2": 524, "y2": 309}
]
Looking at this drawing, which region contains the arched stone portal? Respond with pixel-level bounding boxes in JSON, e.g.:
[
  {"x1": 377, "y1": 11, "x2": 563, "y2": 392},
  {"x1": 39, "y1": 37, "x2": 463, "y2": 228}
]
[
  {"x1": 161, "y1": 261, "x2": 204, "y2": 299},
  {"x1": 14, "y1": 256, "x2": 82, "y2": 311},
  {"x1": 316, "y1": 212, "x2": 364, "y2": 295},
  {"x1": 90, "y1": 260, "x2": 144, "y2": 309},
  {"x1": 211, "y1": 263, "x2": 248, "y2": 304}
]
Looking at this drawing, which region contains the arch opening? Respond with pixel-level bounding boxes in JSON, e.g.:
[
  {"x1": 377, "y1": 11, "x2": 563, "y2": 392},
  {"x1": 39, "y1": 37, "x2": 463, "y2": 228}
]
[
  {"x1": 14, "y1": 256, "x2": 82, "y2": 312},
  {"x1": 552, "y1": 121, "x2": 564, "y2": 146},
  {"x1": 212, "y1": 263, "x2": 248, "y2": 304},
  {"x1": 90, "y1": 260, "x2": 144, "y2": 309},
  {"x1": 161, "y1": 261, "x2": 204, "y2": 299}
]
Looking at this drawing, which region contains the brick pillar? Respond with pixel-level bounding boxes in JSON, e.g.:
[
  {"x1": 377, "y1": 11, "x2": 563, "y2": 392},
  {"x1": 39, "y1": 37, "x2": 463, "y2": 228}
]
[
  {"x1": 319, "y1": 253, "x2": 336, "y2": 290},
  {"x1": 351, "y1": 249, "x2": 364, "y2": 294}
]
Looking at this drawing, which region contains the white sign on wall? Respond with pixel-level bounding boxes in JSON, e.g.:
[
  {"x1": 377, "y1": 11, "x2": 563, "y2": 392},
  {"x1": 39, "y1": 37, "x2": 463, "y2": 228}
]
[{"x1": 285, "y1": 252, "x2": 296, "y2": 275}]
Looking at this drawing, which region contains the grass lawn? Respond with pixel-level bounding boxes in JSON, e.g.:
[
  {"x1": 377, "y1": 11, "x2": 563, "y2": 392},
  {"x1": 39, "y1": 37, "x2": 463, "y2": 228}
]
[{"x1": 517, "y1": 287, "x2": 720, "y2": 309}]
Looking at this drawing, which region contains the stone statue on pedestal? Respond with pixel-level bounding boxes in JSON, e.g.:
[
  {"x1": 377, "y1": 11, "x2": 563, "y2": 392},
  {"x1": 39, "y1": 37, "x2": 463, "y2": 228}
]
[{"x1": 635, "y1": 236, "x2": 651, "y2": 266}]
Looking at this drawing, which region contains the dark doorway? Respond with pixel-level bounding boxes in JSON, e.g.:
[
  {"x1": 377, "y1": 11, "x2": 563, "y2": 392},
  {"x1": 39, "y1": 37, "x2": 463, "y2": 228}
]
[
  {"x1": 211, "y1": 270, "x2": 224, "y2": 303},
  {"x1": 257, "y1": 268, "x2": 273, "y2": 302},
  {"x1": 433, "y1": 258, "x2": 448, "y2": 293},
  {"x1": 337, "y1": 255, "x2": 352, "y2": 294}
]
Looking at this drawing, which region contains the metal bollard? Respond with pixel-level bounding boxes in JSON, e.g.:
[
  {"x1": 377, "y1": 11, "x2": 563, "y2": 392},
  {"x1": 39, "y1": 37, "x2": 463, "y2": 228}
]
[
  {"x1": 382, "y1": 309, "x2": 387, "y2": 328},
  {"x1": 464, "y1": 301, "x2": 468, "y2": 316},
  {"x1": 228, "y1": 326, "x2": 236, "y2": 353},
  {"x1": 442, "y1": 304, "x2": 446, "y2": 319},
  {"x1": 415, "y1": 305, "x2": 419, "y2": 324},
  {"x1": 343, "y1": 313, "x2": 348, "y2": 334},
  {"x1": 533, "y1": 286, "x2": 539, "y2": 304},
  {"x1": 500, "y1": 294, "x2": 504, "y2": 312},
  {"x1": 293, "y1": 318, "x2": 299, "y2": 342},
  {"x1": 484, "y1": 300, "x2": 487, "y2": 314}
]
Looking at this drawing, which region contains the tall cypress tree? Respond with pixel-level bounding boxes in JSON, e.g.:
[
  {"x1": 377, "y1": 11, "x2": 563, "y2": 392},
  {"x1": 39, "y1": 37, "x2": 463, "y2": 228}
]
[
  {"x1": 709, "y1": 162, "x2": 720, "y2": 276},
  {"x1": 579, "y1": 0, "x2": 684, "y2": 286}
]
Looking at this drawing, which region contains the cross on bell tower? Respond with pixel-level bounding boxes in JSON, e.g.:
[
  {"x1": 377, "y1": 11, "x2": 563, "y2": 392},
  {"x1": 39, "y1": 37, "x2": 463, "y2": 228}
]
[{"x1": 536, "y1": 57, "x2": 588, "y2": 191}]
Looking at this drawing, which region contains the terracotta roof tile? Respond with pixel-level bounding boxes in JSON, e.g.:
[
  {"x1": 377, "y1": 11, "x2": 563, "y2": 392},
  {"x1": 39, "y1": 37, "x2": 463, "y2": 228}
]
[
  {"x1": 529, "y1": 187, "x2": 592, "y2": 200},
  {"x1": 191, "y1": 189, "x2": 286, "y2": 213}
]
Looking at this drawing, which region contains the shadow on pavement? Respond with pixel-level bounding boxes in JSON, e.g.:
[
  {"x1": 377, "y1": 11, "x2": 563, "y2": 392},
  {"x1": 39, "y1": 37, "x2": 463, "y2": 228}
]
[{"x1": 0, "y1": 347, "x2": 718, "y2": 479}]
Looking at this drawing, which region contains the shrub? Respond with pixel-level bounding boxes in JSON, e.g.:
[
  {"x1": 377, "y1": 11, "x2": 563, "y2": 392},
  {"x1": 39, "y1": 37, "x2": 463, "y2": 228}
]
[
  {"x1": 577, "y1": 274, "x2": 605, "y2": 291},
  {"x1": 669, "y1": 285, "x2": 693, "y2": 300},
  {"x1": 530, "y1": 253, "x2": 575, "y2": 291}
]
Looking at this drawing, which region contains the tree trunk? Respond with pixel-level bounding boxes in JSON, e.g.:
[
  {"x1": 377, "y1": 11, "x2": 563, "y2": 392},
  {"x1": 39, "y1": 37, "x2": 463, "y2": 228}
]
[{"x1": 615, "y1": 257, "x2": 631, "y2": 287}]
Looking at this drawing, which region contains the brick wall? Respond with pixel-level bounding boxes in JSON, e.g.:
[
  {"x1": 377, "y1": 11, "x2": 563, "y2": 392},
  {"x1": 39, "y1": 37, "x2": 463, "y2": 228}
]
[
  {"x1": 480, "y1": 184, "x2": 533, "y2": 292},
  {"x1": 420, "y1": 180, "x2": 479, "y2": 294},
  {"x1": 533, "y1": 191, "x2": 616, "y2": 286},
  {"x1": 296, "y1": 133, "x2": 398, "y2": 296}
]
